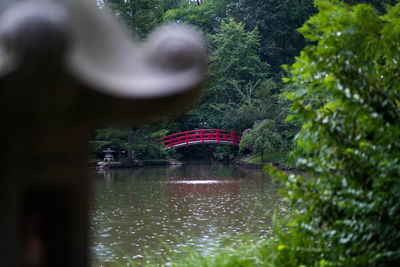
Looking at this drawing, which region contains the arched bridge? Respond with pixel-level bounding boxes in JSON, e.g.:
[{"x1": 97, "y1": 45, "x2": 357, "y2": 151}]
[{"x1": 159, "y1": 129, "x2": 242, "y2": 149}]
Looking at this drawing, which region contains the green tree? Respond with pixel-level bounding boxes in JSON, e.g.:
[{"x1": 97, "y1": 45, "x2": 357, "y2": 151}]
[
  {"x1": 209, "y1": 18, "x2": 267, "y2": 98},
  {"x1": 227, "y1": 0, "x2": 316, "y2": 74},
  {"x1": 272, "y1": 1, "x2": 400, "y2": 266},
  {"x1": 189, "y1": 18, "x2": 268, "y2": 128},
  {"x1": 162, "y1": 0, "x2": 182, "y2": 11},
  {"x1": 212, "y1": 80, "x2": 264, "y2": 131},
  {"x1": 239, "y1": 119, "x2": 283, "y2": 162},
  {"x1": 129, "y1": 126, "x2": 169, "y2": 162},
  {"x1": 105, "y1": 0, "x2": 164, "y2": 39},
  {"x1": 343, "y1": 0, "x2": 398, "y2": 12},
  {"x1": 163, "y1": 0, "x2": 233, "y2": 34},
  {"x1": 210, "y1": 79, "x2": 281, "y2": 132}
]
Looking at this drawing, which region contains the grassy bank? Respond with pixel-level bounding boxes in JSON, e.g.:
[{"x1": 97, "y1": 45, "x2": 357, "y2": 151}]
[{"x1": 112, "y1": 235, "x2": 281, "y2": 267}]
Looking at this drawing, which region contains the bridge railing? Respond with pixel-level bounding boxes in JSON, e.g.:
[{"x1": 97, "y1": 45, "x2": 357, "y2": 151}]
[{"x1": 159, "y1": 129, "x2": 242, "y2": 149}]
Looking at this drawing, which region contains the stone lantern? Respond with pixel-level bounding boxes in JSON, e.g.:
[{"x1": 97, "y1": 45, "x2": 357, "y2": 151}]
[
  {"x1": 103, "y1": 148, "x2": 115, "y2": 163},
  {"x1": 0, "y1": 0, "x2": 207, "y2": 266}
]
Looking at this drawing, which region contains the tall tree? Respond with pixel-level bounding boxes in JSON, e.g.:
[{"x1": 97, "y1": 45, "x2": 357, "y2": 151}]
[
  {"x1": 163, "y1": 0, "x2": 233, "y2": 34},
  {"x1": 189, "y1": 18, "x2": 268, "y2": 128},
  {"x1": 208, "y1": 18, "x2": 268, "y2": 105},
  {"x1": 227, "y1": 0, "x2": 316, "y2": 74},
  {"x1": 105, "y1": 0, "x2": 164, "y2": 39}
]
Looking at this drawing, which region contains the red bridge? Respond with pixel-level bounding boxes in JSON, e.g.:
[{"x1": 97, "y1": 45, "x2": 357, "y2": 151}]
[{"x1": 159, "y1": 129, "x2": 242, "y2": 149}]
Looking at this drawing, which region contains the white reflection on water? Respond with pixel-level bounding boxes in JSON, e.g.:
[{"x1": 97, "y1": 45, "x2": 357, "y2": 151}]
[{"x1": 164, "y1": 179, "x2": 238, "y2": 184}]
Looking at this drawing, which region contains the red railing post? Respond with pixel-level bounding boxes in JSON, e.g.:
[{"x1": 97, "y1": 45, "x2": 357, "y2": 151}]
[
  {"x1": 201, "y1": 130, "x2": 204, "y2": 146},
  {"x1": 231, "y1": 131, "x2": 235, "y2": 147},
  {"x1": 169, "y1": 135, "x2": 172, "y2": 149},
  {"x1": 185, "y1": 132, "x2": 188, "y2": 148},
  {"x1": 217, "y1": 130, "x2": 220, "y2": 145}
]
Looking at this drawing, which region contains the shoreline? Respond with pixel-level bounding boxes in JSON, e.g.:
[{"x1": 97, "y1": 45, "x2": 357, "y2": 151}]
[
  {"x1": 90, "y1": 157, "x2": 305, "y2": 172},
  {"x1": 235, "y1": 159, "x2": 305, "y2": 172}
]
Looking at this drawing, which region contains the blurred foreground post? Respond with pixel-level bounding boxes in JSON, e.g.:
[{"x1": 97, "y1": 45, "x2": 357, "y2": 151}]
[{"x1": 0, "y1": 0, "x2": 207, "y2": 266}]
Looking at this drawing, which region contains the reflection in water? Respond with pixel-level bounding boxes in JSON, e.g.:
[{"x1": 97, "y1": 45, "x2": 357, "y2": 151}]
[
  {"x1": 89, "y1": 163, "x2": 284, "y2": 265},
  {"x1": 165, "y1": 178, "x2": 241, "y2": 195},
  {"x1": 102, "y1": 170, "x2": 115, "y2": 189},
  {"x1": 165, "y1": 179, "x2": 237, "y2": 184}
]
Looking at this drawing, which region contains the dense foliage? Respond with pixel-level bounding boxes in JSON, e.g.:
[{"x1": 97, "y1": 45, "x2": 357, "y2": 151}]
[
  {"x1": 226, "y1": 0, "x2": 316, "y2": 74},
  {"x1": 104, "y1": 0, "x2": 164, "y2": 39},
  {"x1": 272, "y1": 1, "x2": 400, "y2": 265},
  {"x1": 92, "y1": 0, "x2": 400, "y2": 266},
  {"x1": 192, "y1": 18, "x2": 269, "y2": 129},
  {"x1": 93, "y1": 0, "x2": 309, "y2": 163},
  {"x1": 164, "y1": 0, "x2": 232, "y2": 34},
  {"x1": 93, "y1": 0, "x2": 399, "y2": 168}
]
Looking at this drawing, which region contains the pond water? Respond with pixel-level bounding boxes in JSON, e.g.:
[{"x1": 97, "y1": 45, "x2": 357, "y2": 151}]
[{"x1": 89, "y1": 162, "x2": 285, "y2": 266}]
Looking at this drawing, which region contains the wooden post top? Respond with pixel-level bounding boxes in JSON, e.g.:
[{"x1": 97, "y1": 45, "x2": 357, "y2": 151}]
[
  {"x1": 0, "y1": 1, "x2": 207, "y2": 266},
  {"x1": 0, "y1": 0, "x2": 208, "y2": 126}
]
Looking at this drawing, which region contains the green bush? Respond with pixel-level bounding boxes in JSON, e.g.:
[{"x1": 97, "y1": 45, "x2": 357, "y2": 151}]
[
  {"x1": 213, "y1": 145, "x2": 237, "y2": 160},
  {"x1": 276, "y1": 1, "x2": 400, "y2": 265}
]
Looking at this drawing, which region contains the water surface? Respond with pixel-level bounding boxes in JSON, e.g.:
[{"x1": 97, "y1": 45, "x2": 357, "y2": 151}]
[{"x1": 89, "y1": 162, "x2": 285, "y2": 265}]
